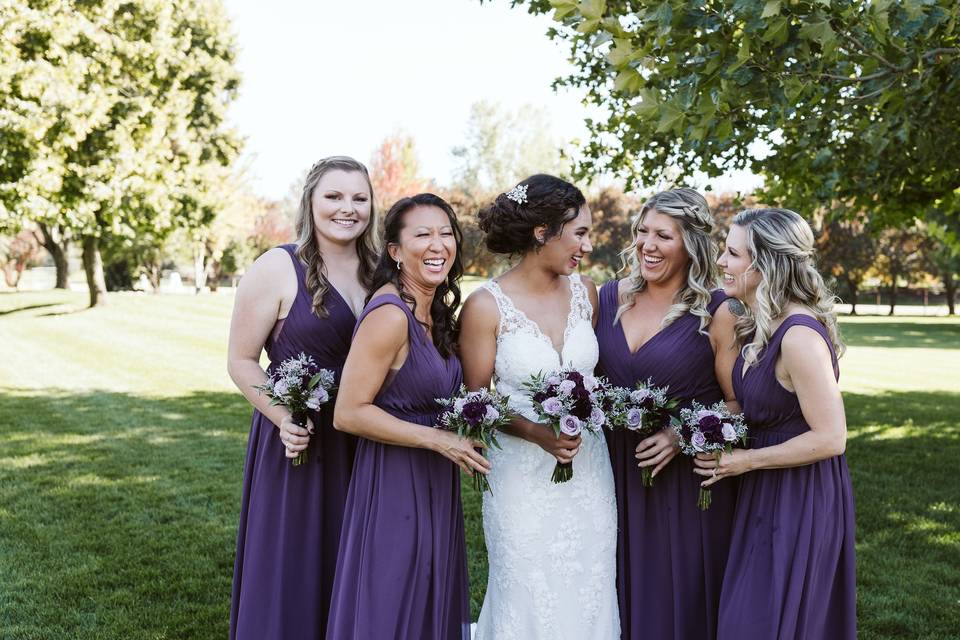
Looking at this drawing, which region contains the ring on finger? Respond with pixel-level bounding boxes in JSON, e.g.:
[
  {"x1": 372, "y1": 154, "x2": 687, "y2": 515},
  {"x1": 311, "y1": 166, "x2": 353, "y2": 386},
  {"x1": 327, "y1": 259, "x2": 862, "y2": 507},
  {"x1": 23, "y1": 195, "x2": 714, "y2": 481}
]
[{"x1": 712, "y1": 468, "x2": 717, "y2": 478}]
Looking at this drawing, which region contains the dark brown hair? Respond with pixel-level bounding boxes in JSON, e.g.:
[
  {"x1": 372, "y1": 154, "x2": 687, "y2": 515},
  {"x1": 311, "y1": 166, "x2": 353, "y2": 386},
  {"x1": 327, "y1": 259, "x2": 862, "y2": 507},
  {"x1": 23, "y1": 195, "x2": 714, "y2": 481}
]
[
  {"x1": 477, "y1": 174, "x2": 586, "y2": 255},
  {"x1": 367, "y1": 193, "x2": 464, "y2": 359}
]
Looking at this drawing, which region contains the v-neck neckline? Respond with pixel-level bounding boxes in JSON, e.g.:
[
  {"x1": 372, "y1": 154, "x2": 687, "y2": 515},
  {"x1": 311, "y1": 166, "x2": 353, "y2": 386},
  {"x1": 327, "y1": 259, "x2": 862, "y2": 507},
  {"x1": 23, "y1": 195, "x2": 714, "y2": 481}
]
[
  {"x1": 490, "y1": 277, "x2": 577, "y2": 365},
  {"x1": 613, "y1": 284, "x2": 677, "y2": 356},
  {"x1": 325, "y1": 282, "x2": 360, "y2": 321}
]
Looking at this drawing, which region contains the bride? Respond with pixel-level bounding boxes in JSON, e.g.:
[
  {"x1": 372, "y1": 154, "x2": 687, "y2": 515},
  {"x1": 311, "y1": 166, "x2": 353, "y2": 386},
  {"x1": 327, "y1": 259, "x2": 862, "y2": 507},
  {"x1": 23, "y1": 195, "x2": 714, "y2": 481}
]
[{"x1": 458, "y1": 174, "x2": 619, "y2": 639}]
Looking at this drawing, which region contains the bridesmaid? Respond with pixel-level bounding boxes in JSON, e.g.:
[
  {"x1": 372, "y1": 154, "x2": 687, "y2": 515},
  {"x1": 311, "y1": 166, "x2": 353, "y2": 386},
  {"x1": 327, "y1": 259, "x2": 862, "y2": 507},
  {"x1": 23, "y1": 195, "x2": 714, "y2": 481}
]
[
  {"x1": 595, "y1": 188, "x2": 738, "y2": 640},
  {"x1": 695, "y1": 208, "x2": 856, "y2": 639},
  {"x1": 227, "y1": 157, "x2": 379, "y2": 639},
  {"x1": 327, "y1": 194, "x2": 489, "y2": 640}
]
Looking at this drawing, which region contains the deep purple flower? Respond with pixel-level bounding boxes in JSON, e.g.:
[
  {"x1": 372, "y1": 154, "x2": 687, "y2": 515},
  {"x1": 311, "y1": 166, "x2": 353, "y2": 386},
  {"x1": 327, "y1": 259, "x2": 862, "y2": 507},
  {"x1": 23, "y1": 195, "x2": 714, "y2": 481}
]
[
  {"x1": 462, "y1": 400, "x2": 487, "y2": 426},
  {"x1": 533, "y1": 391, "x2": 548, "y2": 403},
  {"x1": 566, "y1": 371, "x2": 584, "y2": 385},
  {"x1": 698, "y1": 413, "x2": 724, "y2": 442}
]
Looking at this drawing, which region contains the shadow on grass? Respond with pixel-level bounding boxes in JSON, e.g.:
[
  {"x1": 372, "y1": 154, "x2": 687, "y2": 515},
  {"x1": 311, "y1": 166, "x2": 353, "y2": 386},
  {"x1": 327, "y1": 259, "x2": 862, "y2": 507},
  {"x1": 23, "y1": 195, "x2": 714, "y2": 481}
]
[
  {"x1": 0, "y1": 387, "x2": 252, "y2": 640},
  {"x1": 843, "y1": 391, "x2": 960, "y2": 639},
  {"x1": 0, "y1": 303, "x2": 60, "y2": 317},
  {"x1": 840, "y1": 320, "x2": 960, "y2": 349},
  {"x1": 1, "y1": 388, "x2": 958, "y2": 638}
]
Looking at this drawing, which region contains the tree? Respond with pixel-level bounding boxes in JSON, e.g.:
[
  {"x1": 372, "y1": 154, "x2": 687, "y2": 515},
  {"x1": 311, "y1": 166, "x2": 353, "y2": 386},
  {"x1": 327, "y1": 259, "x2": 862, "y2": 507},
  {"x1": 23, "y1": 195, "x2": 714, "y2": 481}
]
[
  {"x1": 369, "y1": 132, "x2": 432, "y2": 212},
  {"x1": 451, "y1": 101, "x2": 569, "y2": 195},
  {"x1": 816, "y1": 215, "x2": 877, "y2": 315},
  {"x1": 0, "y1": 0, "x2": 241, "y2": 306},
  {"x1": 0, "y1": 229, "x2": 41, "y2": 289},
  {"x1": 583, "y1": 186, "x2": 641, "y2": 278},
  {"x1": 505, "y1": 1, "x2": 960, "y2": 228},
  {"x1": 875, "y1": 224, "x2": 929, "y2": 315},
  {"x1": 925, "y1": 218, "x2": 960, "y2": 315}
]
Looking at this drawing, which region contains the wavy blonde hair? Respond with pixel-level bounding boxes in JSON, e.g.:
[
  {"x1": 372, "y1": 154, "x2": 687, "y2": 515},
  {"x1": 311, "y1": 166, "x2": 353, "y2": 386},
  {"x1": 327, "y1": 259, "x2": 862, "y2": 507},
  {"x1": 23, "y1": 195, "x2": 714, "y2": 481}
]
[
  {"x1": 732, "y1": 208, "x2": 845, "y2": 370},
  {"x1": 294, "y1": 156, "x2": 380, "y2": 317},
  {"x1": 616, "y1": 188, "x2": 719, "y2": 334}
]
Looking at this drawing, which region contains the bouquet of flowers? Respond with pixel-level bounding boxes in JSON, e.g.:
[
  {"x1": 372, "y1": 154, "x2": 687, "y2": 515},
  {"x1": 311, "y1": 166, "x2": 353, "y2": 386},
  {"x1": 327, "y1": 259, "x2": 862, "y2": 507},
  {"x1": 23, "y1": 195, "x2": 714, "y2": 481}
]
[
  {"x1": 674, "y1": 401, "x2": 748, "y2": 510},
  {"x1": 254, "y1": 352, "x2": 336, "y2": 466},
  {"x1": 602, "y1": 378, "x2": 680, "y2": 486},
  {"x1": 436, "y1": 385, "x2": 511, "y2": 494},
  {"x1": 523, "y1": 368, "x2": 608, "y2": 484}
]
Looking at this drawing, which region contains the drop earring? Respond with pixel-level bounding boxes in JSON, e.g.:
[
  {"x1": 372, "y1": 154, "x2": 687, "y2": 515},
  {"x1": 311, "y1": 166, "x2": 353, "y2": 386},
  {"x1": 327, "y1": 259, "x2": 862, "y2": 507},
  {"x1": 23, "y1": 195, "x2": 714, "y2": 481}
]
[{"x1": 396, "y1": 259, "x2": 401, "y2": 270}]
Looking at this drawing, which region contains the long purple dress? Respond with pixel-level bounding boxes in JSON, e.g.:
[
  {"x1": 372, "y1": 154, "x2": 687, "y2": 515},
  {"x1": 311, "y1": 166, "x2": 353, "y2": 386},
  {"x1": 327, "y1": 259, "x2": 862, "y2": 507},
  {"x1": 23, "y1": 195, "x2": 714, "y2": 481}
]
[
  {"x1": 719, "y1": 314, "x2": 856, "y2": 639},
  {"x1": 596, "y1": 281, "x2": 737, "y2": 640},
  {"x1": 230, "y1": 244, "x2": 358, "y2": 640},
  {"x1": 326, "y1": 294, "x2": 471, "y2": 640}
]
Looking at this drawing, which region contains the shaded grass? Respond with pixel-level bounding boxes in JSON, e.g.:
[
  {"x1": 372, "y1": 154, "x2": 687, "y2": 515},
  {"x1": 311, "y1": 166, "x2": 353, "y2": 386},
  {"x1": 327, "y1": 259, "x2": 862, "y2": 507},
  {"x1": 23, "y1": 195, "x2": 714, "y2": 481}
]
[{"x1": 2, "y1": 290, "x2": 959, "y2": 638}]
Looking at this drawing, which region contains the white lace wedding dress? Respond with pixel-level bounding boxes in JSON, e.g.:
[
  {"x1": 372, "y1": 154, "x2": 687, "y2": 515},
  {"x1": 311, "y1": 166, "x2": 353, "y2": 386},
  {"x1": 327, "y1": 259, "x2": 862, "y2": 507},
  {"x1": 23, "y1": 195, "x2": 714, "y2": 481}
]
[{"x1": 473, "y1": 274, "x2": 619, "y2": 640}]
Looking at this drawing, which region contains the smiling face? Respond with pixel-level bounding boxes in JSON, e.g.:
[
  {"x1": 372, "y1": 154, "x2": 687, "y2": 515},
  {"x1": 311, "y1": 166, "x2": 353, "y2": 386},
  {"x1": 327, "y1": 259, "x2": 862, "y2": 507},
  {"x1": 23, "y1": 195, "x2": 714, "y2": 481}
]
[
  {"x1": 634, "y1": 209, "x2": 690, "y2": 288},
  {"x1": 389, "y1": 205, "x2": 458, "y2": 289},
  {"x1": 310, "y1": 169, "x2": 372, "y2": 247},
  {"x1": 537, "y1": 204, "x2": 593, "y2": 275},
  {"x1": 718, "y1": 223, "x2": 761, "y2": 302}
]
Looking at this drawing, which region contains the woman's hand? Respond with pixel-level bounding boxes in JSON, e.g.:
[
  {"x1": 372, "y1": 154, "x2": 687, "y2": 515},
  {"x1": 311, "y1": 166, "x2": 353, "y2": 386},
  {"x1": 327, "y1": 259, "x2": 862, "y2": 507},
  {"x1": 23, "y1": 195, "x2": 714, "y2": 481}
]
[
  {"x1": 635, "y1": 428, "x2": 679, "y2": 478},
  {"x1": 432, "y1": 430, "x2": 492, "y2": 476},
  {"x1": 693, "y1": 449, "x2": 754, "y2": 487},
  {"x1": 535, "y1": 431, "x2": 582, "y2": 465},
  {"x1": 279, "y1": 414, "x2": 314, "y2": 459}
]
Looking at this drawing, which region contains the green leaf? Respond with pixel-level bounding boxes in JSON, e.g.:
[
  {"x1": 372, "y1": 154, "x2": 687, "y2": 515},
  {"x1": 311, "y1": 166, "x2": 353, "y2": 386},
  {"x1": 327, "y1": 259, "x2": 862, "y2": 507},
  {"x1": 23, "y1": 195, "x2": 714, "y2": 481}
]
[
  {"x1": 578, "y1": 18, "x2": 601, "y2": 33},
  {"x1": 761, "y1": 17, "x2": 789, "y2": 46},
  {"x1": 736, "y1": 35, "x2": 752, "y2": 62},
  {"x1": 761, "y1": 0, "x2": 781, "y2": 18},
  {"x1": 715, "y1": 118, "x2": 733, "y2": 141},
  {"x1": 799, "y1": 19, "x2": 836, "y2": 47},
  {"x1": 607, "y1": 38, "x2": 637, "y2": 67},
  {"x1": 578, "y1": 0, "x2": 606, "y2": 20},
  {"x1": 614, "y1": 68, "x2": 643, "y2": 93},
  {"x1": 632, "y1": 87, "x2": 660, "y2": 117},
  {"x1": 655, "y1": 102, "x2": 684, "y2": 133}
]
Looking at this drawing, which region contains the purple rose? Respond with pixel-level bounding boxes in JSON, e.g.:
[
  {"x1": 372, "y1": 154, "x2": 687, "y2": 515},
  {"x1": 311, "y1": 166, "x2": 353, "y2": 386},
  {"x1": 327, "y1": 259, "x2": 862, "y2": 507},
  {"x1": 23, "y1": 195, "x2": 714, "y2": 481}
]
[
  {"x1": 583, "y1": 375, "x2": 598, "y2": 391},
  {"x1": 546, "y1": 374, "x2": 562, "y2": 386},
  {"x1": 306, "y1": 386, "x2": 329, "y2": 410},
  {"x1": 691, "y1": 431, "x2": 707, "y2": 452},
  {"x1": 541, "y1": 397, "x2": 563, "y2": 416},
  {"x1": 571, "y1": 396, "x2": 593, "y2": 421},
  {"x1": 485, "y1": 405, "x2": 500, "y2": 423},
  {"x1": 559, "y1": 414, "x2": 582, "y2": 436},
  {"x1": 558, "y1": 379, "x2": 576, "y2": 395},
  {"x1": 462, "y1": 400, "x2": 487, "y2": 426},
  {"x1": 590, "y1": 407, "x2": 605, "y2": 427},
  {"x1": 722, "y1": 423, "x2": 737, "y2": 442},
  {"x1": 626, "y1": 408, "x2": 643, "y2": 430},
  {"x1": 273, "y1": 379, "x2": 289, "y2": 397},
  {"x1": 630, "y1": 388, "x2": 652, "y2": 403}
]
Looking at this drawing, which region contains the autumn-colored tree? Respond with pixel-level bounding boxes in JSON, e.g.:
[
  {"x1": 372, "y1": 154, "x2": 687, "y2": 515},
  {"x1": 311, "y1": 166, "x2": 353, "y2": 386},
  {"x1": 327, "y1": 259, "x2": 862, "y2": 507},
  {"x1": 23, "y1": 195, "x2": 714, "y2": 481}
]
[
  {"x1": 369, "y1": 133, "x2": 432, "y2": 212},
  {"x1": 583, "y1": 186, "x2": 641, "y2": 279},
  {"x1": 0, "y1": 229, "x2": 42, "y2": 289},
  {"x1": 816, "y1": 216, "x2": 877, "y2": 315}
]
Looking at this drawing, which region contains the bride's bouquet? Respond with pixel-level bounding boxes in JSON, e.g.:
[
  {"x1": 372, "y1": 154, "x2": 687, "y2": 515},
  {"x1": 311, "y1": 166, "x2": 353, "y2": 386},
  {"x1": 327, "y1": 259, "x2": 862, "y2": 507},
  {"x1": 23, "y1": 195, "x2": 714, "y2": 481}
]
[
  {"x1": 674, "y1": 401, "x2": 748, "y2": 510},
  {"x1": 436, "y1": 385, "x2": 511, "y2": 494},
  {"x1": 601, "y1": 378, "x2": 680, "y2": 487},
  {"x1": 523, "y1": 368, "x2": 608, "y2": 484},
  {"x1": 254, "y1": 352, "x2": 336, "y2": 466}
]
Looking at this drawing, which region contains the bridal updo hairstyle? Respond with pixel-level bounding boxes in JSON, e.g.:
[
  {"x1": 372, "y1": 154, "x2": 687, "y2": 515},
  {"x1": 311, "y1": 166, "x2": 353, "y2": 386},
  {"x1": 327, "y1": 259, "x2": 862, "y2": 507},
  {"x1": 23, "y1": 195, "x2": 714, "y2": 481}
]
[
  {"x1": 477, "y1": 174, "x2": 587, "y2": 255},
  {"x1": 367, "y1": 193, "x2": 464, "y2": 359}
]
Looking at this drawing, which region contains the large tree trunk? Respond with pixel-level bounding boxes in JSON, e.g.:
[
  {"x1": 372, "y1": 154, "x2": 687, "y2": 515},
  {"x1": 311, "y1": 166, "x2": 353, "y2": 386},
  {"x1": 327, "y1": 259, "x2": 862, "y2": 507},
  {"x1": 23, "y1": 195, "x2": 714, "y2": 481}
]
[
  {"x1": 82, "y1": 235, "x2": 108, "y2": 307},
  {"x1": 36, "y1": 223, "x2": 70, "y2": 289},
  {"x1": 946, "y1": 271, "x2": 957, "y2": 316}
]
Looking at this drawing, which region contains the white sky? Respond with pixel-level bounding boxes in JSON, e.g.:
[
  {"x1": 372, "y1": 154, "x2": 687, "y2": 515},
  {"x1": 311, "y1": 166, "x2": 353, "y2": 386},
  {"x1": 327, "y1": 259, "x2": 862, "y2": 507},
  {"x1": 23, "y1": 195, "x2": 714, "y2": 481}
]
[{"x1": 222, "y1": 0, "x2": 761, "y2": 200}]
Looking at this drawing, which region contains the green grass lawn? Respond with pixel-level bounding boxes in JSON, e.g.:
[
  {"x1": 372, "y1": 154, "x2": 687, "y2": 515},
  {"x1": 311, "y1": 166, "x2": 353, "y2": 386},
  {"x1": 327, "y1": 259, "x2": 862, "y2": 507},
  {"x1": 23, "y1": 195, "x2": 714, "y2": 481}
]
[{"x1": 1, "y1": 290, "x2": 959, "y2": 639}]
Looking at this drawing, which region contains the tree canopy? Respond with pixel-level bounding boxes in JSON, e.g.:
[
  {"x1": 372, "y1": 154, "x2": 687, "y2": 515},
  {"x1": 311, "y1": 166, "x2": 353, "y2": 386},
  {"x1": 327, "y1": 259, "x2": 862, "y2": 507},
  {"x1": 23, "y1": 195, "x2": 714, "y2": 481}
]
[
  {"x1": 0, "y1": 0, "x2": 241, "y2": 303},
  {"x1": 506, "y1": 0, "x2": 959, "y2": 226}
]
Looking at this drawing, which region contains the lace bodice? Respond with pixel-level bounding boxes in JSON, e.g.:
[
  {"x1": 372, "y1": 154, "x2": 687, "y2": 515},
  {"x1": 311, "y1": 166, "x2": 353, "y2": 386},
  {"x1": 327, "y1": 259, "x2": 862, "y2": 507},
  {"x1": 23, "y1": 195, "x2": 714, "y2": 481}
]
[
  {"x1": 473, "y1": 274, "x2": 619, "y2": 640},
  {"x1": 482, "y1": 275, "x2": 599, "y2": 422}
]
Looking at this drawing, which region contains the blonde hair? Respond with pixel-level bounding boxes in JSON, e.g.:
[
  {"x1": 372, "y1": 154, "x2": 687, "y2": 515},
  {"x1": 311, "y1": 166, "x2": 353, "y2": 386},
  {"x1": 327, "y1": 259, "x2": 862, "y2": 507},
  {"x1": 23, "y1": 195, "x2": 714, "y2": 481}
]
[
  {"x1": 732, "y1": 208, "x2": 845, "y2": 370},
  {"x1": 616, "y1": 188, "x2": 718, "y2": 334},
  {"x1": 294, "y1": 156, "x2": 380, "y2": 317}
]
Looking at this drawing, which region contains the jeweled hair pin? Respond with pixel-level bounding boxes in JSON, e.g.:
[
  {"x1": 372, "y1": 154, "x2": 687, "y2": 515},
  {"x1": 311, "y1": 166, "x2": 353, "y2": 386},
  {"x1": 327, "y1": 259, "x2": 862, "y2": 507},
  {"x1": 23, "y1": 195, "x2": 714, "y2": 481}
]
[{"x1": 505, "y1": 184, "x2": 528, "y2": 205}]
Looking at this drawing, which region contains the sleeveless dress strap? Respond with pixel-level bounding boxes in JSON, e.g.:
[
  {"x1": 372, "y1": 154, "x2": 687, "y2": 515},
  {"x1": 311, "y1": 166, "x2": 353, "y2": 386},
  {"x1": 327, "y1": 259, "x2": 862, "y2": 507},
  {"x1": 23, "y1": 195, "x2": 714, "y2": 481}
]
[
  {"x1": 707, "y1": 289, "x2": 730, "y2": 315},
  {"x1": 481, "y1": 280, "x2": 527, "y2": 337},
  {"x1": 567, "y1": 274, "x2": 593, "y2": 322},
  {"x1": 353, "y1": 294, "x2": 421, "y2": 343},
  {"x1": 279, "y1": 244, "x2": 308, "y2": 289},
  {"x1": 774, "y1": 314, "x2": 840, "y2": 379}
]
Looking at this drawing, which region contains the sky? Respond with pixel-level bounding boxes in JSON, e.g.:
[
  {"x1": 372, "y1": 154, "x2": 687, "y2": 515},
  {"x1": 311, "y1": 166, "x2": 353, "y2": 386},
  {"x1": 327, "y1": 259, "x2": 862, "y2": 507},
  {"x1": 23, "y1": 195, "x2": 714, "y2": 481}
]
[{"x1": 222, "y1": 0, "x2": 761, "y2": 201}]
